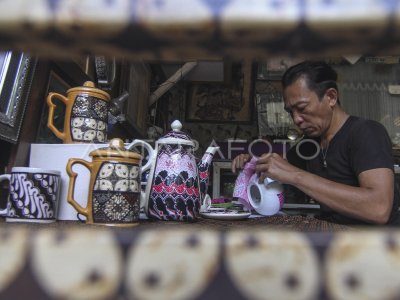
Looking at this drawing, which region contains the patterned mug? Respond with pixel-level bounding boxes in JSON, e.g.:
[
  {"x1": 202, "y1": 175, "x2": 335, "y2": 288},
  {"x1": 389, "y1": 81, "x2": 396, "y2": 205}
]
[
  {"x1": 47, "y1": 81, "x2": 110, "y2": 144},
  {"x1": 0, "y1": 167, "x2": 61, "y2": 223},
  {"x1": 66, "y1": 138, "x2": 146, "y2": 226}
]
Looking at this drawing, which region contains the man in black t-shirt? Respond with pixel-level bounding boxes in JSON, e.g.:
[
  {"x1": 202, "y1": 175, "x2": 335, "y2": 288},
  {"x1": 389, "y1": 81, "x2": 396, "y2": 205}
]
[{"x1": 232, "y1": 61, "x2": 400, "y2": 225}]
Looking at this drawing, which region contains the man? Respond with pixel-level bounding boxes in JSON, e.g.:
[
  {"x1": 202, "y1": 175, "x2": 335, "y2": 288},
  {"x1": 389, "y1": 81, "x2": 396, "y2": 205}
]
[{"x1": 232, "y1": 61, "x2": 400, "y2": 225}]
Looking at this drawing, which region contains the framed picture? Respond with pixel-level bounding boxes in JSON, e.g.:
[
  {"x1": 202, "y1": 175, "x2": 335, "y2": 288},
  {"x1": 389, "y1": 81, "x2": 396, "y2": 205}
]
[
  {"x1": 256, "y1": 58, "x2": 303, "y2": 80},
  {"x1": 256, "y1": 80, "x2": 292, "y2": 137},
  {"x1": 185, "y1": 61, "x2": 254, "y2": 123},
  {"x1": 0, "y1": 52, "x2": 37, "y2": 143},
  {"x1": 257, "y1": 62, "x2": 285, "y2": 80},
  {"x1": 36, "y1": 60, "x2": 92, "y2": 143},
  {"x1": 94, "y1": 56, "x2": 117, "y2": 91}
]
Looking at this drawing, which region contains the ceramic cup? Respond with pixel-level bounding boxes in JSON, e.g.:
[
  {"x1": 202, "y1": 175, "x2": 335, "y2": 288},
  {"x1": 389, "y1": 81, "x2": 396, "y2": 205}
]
[
  {"x1": 66, "y1": 138, "x2": 145, "y2": 226},
  {"x1": 0, "y1": 167, "x2": 61, "y2": 223},
  {"x1": 47, "y1": 81, "x2": 110, "y2": 144},
  {"x1": 247, "y1": 174, "x2": 284, "y2": 216}
]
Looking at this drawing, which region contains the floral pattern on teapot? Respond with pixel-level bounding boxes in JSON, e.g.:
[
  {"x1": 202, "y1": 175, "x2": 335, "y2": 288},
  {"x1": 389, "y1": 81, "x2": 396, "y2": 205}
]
[
  {"x1": 129, "y1": 120, "x2": 219, "y2": 222},
  {"x1": 148, "y1": 144, "x2": 200, "y2": 221}
]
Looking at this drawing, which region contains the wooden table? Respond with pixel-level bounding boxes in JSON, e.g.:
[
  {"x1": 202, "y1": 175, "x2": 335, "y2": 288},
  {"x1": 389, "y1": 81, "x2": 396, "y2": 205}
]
[{"x1": 139, "y1": 214, "x2": 351, "y2": 231}]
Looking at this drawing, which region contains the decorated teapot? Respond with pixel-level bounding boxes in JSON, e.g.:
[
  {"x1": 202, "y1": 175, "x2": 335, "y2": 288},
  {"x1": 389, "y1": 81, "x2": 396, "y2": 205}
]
[{"x1": 128, "y1": 120, "x2": 219, "y2": 221}]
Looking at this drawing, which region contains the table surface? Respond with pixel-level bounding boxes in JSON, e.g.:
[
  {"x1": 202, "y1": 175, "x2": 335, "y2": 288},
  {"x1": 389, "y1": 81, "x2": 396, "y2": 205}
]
[
  {"x1": 0, "y1": 213, "x2": 351, "y2": 231},
  {"x1": 139, "y1": 214, "x2": 351, "y2": 231}
]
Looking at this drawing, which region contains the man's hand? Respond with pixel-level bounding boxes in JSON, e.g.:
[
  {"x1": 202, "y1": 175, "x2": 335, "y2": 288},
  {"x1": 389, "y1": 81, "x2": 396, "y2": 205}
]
[
  {"x1": 255, "y1": 153, "x2": 300, "y2": 184},
  {"x1": 231, "y1": 153, "x2": 251, "y2": 174}
]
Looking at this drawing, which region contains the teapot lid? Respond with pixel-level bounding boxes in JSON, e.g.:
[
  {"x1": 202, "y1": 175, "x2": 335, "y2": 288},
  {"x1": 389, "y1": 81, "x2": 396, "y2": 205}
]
[
  {"x1": 90, "y1": 138, "x2": 142, "y2": 160},
  {"x1": 157, "y1": 120, "x2": 194, "y2": 146},
  {"x1": 67, "y1": 81, "x2": 110, "y2": 101}
]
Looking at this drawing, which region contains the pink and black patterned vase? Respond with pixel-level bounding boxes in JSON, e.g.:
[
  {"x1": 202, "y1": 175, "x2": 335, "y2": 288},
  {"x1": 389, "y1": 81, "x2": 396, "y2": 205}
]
[
  {"x1": 148, "y1": 144, "x2": 200, "y2": 221},
  {"x1": 141, "y1": 120, "x2": 219, "y2": 221}
]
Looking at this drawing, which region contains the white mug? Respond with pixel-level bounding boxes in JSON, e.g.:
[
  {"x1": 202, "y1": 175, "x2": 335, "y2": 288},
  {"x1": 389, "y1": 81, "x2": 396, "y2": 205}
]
[{"x1": 247, "y1": 174, "x2": 284, "y2": 216}]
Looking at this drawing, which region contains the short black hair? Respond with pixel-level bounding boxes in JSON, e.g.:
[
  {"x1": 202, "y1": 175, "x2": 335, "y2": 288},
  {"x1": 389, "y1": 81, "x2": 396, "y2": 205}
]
[{"x1": 282, "y1": 61, "x2": 339, "y2": 102}]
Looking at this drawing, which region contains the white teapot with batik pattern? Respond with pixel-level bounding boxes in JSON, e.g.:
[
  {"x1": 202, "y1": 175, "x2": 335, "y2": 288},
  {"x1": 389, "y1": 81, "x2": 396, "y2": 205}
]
[{"x1": 128, "y1": 120, "x2": 219, "y2": 221}]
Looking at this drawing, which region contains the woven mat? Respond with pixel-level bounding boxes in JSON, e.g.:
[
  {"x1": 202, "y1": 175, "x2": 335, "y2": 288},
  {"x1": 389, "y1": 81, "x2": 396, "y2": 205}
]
[
  {"x1": 138, "y1": 214, "x2": 351, "y2": 232},
  {"x1": 0, "y1": 215, "x2": 350, "y2": 232}
]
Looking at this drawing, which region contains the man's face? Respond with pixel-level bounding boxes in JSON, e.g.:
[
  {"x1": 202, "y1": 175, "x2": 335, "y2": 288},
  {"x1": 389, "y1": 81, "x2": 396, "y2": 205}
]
[{"x1": 283, "y1": 77, "x2": 333, "y2": 138}]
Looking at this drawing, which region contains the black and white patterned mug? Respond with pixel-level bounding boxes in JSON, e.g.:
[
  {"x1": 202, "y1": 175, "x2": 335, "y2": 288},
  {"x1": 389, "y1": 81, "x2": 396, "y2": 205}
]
[
  {"x1": 66, "y1": 138, "x2": 147, "y2": 226},
  {"x1": 0, "y1": 167, "x2": 61, "y2": 223},
  {"x1": 47, "y1": 81, "x2": 110, "y2": 144}
]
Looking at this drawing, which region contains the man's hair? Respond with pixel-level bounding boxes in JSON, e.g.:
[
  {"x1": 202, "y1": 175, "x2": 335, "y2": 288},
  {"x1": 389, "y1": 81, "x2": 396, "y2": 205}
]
[{"x1": 282, "y1": 61, "x2": 339, "y2": 103}]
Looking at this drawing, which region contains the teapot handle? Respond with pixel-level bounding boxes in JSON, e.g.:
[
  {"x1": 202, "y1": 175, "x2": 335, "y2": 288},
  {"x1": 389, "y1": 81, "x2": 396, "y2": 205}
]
[
  {"x1": 127, "y1": 139, "x2": 155, "y2": 173},
  {"x1": 47, "y1": 92, "x2": 69, "y2": 141},
  {"x1": 66, "y1": 158, "x2": 93, "y2": 218}
]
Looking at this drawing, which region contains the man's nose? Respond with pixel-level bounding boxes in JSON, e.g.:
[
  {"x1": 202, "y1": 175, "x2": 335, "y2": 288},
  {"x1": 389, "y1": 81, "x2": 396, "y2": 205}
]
[{"x1": 291, "y1": 111, "x2": 303, "y2": 125}]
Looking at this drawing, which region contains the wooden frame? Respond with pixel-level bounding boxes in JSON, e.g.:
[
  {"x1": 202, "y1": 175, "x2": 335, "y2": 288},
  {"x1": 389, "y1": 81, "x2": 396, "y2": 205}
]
[
  {"x1": 0, "y1": 52, "x2": 36, "y2": 143},
  {"x1": 94, "y1": 56, "x2": 116, "y2": 91},
  {"x1": 257, "y1": 62, "x2": 285, "y2": 80},
  {"x1": 185, "y1": 61, "x2": 254, "y2": 123},
  {"x1": 123, "y1": 61, "x2": 151, "y2": 138},
  {"x1": 256, "y1": 58, "x2": 303, "y2": 80},
  {"x1": 212, "y1": 161, "x2": 234, "y2": 199},
  {"x1": 256, "y1": 80, "x2": 293, "y2": 138},
  {"x1": 73, "y1": 56, "x2": 95, "y2": 79}
]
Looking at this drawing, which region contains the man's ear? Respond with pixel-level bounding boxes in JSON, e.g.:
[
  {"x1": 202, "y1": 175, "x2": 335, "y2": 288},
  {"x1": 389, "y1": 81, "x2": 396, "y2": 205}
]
[{"x1": 325, "y1": 88, "x2": 338, "y2": 107}]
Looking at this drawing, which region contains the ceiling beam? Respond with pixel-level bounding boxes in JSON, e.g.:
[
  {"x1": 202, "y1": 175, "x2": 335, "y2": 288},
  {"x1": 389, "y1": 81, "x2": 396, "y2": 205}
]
[{"x1": 149, "y1": 61, "x2": 198, "y2": 107}]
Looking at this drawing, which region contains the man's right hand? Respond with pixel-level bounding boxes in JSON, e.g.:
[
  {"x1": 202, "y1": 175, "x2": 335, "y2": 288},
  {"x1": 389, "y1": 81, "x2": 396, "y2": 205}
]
[{"x1": 231, "y1": 153, "x2": 251, "y2": 174}]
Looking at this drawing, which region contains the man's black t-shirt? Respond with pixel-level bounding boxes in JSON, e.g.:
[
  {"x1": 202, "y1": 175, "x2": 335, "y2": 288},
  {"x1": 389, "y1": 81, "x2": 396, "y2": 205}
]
[{"x1": 287, "y1": 116, "x2": 400, "y2": 225}]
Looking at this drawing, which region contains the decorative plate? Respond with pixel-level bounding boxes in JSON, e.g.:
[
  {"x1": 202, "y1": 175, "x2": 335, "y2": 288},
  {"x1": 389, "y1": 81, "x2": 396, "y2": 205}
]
[{"x1": 200, "y1": 208, "x2": 251, "y2": 220}]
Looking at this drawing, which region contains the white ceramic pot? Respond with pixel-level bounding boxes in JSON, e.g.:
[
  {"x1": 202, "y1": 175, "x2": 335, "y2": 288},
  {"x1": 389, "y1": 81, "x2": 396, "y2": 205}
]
[{"x1": 247, "y1": 174, "x2": 284, "y2": 216}]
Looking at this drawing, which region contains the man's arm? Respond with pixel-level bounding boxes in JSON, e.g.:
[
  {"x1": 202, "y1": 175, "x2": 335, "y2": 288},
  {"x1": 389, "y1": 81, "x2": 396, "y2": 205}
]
[{"x1": 256, "y1": 153, "x2": 394, "y2": 224}]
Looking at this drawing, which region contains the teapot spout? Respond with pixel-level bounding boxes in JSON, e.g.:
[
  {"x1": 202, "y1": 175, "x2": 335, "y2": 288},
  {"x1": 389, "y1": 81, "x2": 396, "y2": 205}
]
[
  {"x1": 198, "y1": 146, "x2": 219, "y2": 197},
  {"x1": 109, "y1": 90, "x2": 129, "y2": 117}
]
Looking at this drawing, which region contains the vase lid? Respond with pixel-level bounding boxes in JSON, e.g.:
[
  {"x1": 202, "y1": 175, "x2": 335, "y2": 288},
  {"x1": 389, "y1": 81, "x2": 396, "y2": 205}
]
[
  {"x1": 157, "y1": 120, "x2": 194, "y2": 146},
  {"x1": 67, "y1": 81, "x2": 110, "y2": 101},
  {"x1": 90, "y1": 138, "x2": 142, "y2": 160}
]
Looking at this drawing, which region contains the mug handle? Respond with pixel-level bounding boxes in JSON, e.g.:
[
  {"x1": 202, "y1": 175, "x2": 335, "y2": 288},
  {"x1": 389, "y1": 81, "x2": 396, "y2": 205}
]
[
  {"x1": 0, "y1": 174, "x2": 11, "y2": 216},
  {"x1": 66, "y1": 158, "x2": 93, "y2": 218},
  {"x1": 127, "y1": 139, "x2": 156, "y2": 216},
  {"x1": 127, "y1": 139, "x2": 155, "y2": 173},
  {"x1": 47, "y1": 92, "x2": 69, "y2": 141}
]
